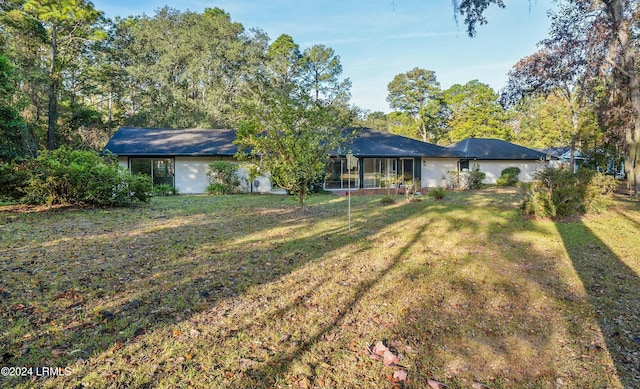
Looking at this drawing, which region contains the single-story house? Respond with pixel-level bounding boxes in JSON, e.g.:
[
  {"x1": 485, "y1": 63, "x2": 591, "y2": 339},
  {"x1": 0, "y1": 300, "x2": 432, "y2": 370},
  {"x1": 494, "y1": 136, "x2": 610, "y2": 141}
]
[
  {"x1": 447, "y1": 138, "x2": 550, "y2": 184},
  {"x1": 102, "y1": 128, "x2": 552, "y2": 194}
]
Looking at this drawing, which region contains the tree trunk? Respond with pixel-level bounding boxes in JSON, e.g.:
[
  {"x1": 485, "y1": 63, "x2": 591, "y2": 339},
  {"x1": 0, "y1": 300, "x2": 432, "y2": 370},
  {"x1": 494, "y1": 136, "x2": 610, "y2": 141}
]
[
  {"x1": 47, "y1": 24, "x2": 58, "y2": 150},
  {"x1": 569, "y1": 99, "x2": 579, "y2": 173},
  {"x1": 606, "y1": 0, "x2": 640, "y2": 194}
]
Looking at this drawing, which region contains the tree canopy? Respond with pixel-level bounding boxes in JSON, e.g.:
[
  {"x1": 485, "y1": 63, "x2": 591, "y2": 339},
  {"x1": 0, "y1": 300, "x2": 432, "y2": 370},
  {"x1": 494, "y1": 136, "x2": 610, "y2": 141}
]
[{"x1": 443, "y1": 80, "x2": 511, "y2": 141}]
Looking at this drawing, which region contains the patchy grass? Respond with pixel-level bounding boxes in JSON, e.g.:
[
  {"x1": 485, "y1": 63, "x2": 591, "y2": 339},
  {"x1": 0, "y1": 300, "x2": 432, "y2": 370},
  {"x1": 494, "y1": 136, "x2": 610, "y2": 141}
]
[{"x1": 1, "y1": 189, "x2": 639, "y2": 388}]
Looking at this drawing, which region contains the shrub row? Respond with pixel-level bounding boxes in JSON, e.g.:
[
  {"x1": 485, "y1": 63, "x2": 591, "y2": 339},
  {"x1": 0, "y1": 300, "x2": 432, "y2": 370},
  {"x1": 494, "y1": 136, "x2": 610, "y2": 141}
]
[{"x1": 0, "y1": 148, "x2": 152, "y2": 206}]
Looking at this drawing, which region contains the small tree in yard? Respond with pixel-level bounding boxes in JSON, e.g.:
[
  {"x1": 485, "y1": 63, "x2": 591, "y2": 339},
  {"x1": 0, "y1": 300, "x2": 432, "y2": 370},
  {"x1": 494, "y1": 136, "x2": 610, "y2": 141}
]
[
  {"x1": 236, "y1": 92, "x2": 351, "y2": 208},
  {"x1": 206, "y1": 161, "x2": 242, "y2": 195}
]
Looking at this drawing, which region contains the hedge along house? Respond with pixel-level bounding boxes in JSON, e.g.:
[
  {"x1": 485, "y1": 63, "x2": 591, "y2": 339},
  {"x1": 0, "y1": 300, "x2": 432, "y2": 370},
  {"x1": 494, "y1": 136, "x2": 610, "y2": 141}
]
[
  {"x1": 325, "y1": 128, "x2": 467, "y2": 190},
  {"x1": 446, "y1": 137, "x2": 551, "y2": 184},
  {"x1": 102, "y1": 127, "x2": 273, "y2": 194}
]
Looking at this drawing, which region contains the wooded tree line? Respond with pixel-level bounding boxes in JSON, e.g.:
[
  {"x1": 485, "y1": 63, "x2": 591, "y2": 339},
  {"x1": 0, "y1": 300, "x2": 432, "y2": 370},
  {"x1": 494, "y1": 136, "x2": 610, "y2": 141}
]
[{"x1": 0, "y1": 1, "x2": 352, "y2": 159}]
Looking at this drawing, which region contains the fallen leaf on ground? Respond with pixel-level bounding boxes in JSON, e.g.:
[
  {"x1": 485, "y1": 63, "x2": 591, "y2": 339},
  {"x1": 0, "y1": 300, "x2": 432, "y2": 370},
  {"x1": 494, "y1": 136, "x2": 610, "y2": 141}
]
[
  {"x1": 392, "y1": 369, "x2": 407, "y2": 382},
  {"x1": 428, "y1": 378, "x2": 447, "y2": 389},
  {"x1": 372, "y1": 340, "x2": 389, "y2": 356},
  {"x1": 383, "y1": 349, "x2": 399, "y2": 366}
]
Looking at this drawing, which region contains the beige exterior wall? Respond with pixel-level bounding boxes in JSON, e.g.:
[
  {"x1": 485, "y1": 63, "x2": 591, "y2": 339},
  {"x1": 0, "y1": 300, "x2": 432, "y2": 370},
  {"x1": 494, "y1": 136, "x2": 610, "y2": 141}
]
[
  {"x1": 421, "y1": 158, "x2": 458, "y2": 188},
  {"x1": 473, "y1": 160, "x2": 546, "y2": 184}
]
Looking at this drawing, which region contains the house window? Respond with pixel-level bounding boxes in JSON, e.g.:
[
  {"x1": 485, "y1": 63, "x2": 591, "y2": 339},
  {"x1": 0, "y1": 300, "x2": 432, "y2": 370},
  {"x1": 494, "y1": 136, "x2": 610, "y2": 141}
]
[
  {"x1": 130, "y1": 158, "x2": 175, "y2": 187},
  {"x1": 325, "y1": 157, "x2": 359, "y2": 189}
]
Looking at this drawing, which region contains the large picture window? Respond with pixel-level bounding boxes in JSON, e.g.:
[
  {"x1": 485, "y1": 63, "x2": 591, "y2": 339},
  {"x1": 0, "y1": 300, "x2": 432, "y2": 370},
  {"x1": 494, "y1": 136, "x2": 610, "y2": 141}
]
[{"x1": 130, "y1": 158, "x2": 175, "y2": 187}]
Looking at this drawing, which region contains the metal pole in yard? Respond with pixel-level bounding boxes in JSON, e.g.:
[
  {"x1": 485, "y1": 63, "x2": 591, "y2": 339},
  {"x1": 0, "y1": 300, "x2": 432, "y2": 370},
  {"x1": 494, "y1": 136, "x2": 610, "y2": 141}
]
[{"x1": 347, "y1": 153, "x2": 353, "y2": 231}]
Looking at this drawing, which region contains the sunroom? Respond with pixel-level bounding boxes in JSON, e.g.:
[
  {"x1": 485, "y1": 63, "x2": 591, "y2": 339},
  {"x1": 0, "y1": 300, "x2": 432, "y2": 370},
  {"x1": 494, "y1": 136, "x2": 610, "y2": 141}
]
[{"x1": 324, "y1": 128, "x2": 463, "y2": 191}]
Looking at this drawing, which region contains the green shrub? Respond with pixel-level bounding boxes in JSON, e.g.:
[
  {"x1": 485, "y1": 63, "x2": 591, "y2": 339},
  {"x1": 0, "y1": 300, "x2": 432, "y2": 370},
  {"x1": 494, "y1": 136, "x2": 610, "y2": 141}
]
[
  {"x1": 521, "y1": 167, "x2": 617, "y2": 218},
  {"x1": 206, "y1": 160, "x2": 241, "y2": 195},
  {"x1": 152, "y1": 184, "x2": 179, "y2": 196},
  {"x1": 468, "y1": 163, "x2": 486, "y2": 189},
  {"x1": 497, "y1": 166, "x2": 521, "y2": 186},
  {"x1": 380, "y1": 195, "x2": 395, "y2": 205},
  {"x1": 428, "y1": 187, "x2": 446, "y2": 200},
  {"x1": 0, "y1": 160, "x2": 30, "y2": 200},
  {"x1": 206, "y1": 182, "x2": 228, "y2": 195},
  {"x1": 20, "y1": 148, "x2": 151, "y2": 206}
]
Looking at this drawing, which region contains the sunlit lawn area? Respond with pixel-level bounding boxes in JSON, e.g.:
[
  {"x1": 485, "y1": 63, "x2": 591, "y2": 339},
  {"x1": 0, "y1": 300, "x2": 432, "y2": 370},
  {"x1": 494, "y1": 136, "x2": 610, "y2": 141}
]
[{"x1": 1, "y1": 188, "x2": 639, "y2": 388}]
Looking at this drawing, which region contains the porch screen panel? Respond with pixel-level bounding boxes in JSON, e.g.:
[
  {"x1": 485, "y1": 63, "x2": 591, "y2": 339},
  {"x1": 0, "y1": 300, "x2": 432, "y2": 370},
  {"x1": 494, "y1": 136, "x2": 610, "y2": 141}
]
[
  {"x1": 401, "y1": 158, "x2": 414, "y2": 184},
  {"x1": 344, "y1": 158, "x2": 359, "y2": 189},
  {"x1": 381, "y1": 158, "x2": 397, "y2": 186},
  {"x1": 325, "y1": 158, "x2": 343, "y2": 189},
  {"x1": 363, "y1": 158, "x2": 381, "y2": 188}
]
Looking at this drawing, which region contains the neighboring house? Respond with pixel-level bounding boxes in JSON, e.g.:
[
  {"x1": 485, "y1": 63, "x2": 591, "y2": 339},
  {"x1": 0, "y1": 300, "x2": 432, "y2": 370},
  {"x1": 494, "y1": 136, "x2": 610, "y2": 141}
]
[
  {"x1": 536, "y1": 147, "x2": 586, "y2": 172},
  {"x1": 328, "y1": 128, "x2": 466, "y2": 190},
  {"x1": 103, "y1": 128, "x2": 552, "y2": 194},
  {"x1": 447, "y1": 138, "x2": 550, "y2": 184},
  {"x1": 102, "y1": 127, "x2": 273, "y2": 194}
]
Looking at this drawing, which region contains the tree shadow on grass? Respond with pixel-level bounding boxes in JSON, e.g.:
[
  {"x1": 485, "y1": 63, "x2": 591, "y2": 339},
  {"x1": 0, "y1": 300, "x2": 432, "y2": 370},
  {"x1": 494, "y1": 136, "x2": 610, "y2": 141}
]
[
  {"x1": 0, "y1": 194, "x2": 428, "y2": 387},
  {"x1": 384, "y1": 191, "x2": 636, "y2": 388},
  {"x1": 555, "y1": 213, "x2": 640, "y2": 387}
]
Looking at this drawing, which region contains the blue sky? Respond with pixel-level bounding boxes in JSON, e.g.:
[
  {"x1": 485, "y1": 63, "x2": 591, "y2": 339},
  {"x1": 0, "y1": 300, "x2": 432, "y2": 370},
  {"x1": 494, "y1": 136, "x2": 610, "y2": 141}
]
[{"x1": 92, "y1": 0, "x2": 557, "y2": 113}]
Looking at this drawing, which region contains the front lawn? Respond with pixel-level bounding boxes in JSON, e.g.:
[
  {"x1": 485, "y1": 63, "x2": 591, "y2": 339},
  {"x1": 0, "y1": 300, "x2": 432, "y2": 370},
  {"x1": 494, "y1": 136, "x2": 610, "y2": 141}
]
[{"x1": 1, "y1": 189, "x2": 638, "y2": 388}]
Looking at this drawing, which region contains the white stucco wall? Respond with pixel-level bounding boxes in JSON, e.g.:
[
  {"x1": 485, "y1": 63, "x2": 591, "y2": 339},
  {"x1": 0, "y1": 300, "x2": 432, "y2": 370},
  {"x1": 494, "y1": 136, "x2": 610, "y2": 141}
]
[
  {"x1": 473, "y1": 160, "x2": 547, "y2": 184},
  {"x1": 174, "y1": 157, "x2": 272, "y2": 194},
  {"x1": 175, "y1": 157, "x2": 216, "y2": 194},
  {"x1": 421, "y1": 158, "x2": 458, "y2": 187}
]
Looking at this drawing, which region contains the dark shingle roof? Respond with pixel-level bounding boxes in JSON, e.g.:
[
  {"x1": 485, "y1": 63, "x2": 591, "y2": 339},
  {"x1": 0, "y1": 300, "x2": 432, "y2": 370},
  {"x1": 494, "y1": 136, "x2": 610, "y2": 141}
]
[
  {"x1": 103, "y1": 127, "x2": 466, "y2": 159},
  {"x1": 447, "y1": 138, "x2": 548, "y2": 160},
  {"x1": 103, "y1": 127, "x2": 238, "y2": 156},
  {"x1": 535, "y1": 147, "x2": 570, "y2": 158},
  {"x1": 344, "y1": 128, "x2": 465, "y2": 158}
]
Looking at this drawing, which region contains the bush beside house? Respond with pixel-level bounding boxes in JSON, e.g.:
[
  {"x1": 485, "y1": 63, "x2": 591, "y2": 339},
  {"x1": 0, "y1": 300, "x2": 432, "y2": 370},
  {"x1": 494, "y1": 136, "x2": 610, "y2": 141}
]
[
  {"x1": 497, "y1": 167, "x2": 521, "y2": 186},
  {"x1": 446, "y1": 163, "x2": 486, "y2": 190},
  {"x1": 0, "y1": 148, "x2": 152, "y2": 206},
  {"x1": 206, "y1": 161, "x2": 243, "y2": 195}
]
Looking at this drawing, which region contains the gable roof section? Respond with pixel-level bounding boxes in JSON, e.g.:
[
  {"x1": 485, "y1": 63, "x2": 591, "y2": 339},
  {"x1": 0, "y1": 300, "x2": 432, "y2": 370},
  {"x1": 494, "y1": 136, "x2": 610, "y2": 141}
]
[
  {"x1": 345, "y1": 128, "x2": 465, "y2": 158},
  {"x1": 535, "y1": 147, "x2": 569, "y2": 158},
  {"x1": 447, "y1": 138, "x2": 548, "y2": 160},
  {"x1": 103, "y1": 127, "x2": 238, "y2": 157},
  {"x1": 535, "y1": 147, "x2": 583, "y2": 160}
]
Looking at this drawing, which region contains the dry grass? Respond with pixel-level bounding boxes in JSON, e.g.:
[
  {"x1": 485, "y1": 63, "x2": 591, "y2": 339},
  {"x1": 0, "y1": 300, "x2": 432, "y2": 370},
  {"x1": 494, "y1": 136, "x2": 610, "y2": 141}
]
[{"x1": 0, "y1": 189, "x2": 639, "y2": 388}]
